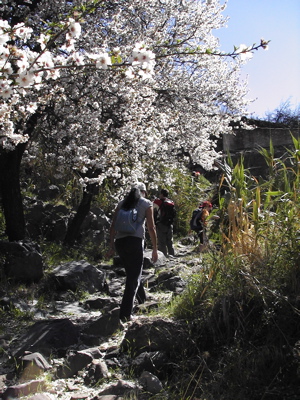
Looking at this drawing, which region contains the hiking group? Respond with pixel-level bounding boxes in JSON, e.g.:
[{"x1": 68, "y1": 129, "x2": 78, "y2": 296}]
[{"x1": 107, "y1": 182, "x2": 214, "y2": 322}]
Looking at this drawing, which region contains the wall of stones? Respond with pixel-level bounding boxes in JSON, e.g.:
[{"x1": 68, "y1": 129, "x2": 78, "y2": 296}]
[{"x1": 222, "y1": 122, "x2": 300, "y2": 177}]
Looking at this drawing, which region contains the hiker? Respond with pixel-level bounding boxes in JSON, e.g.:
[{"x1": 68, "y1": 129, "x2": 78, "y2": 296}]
[
  {"x1": 190, "y1": 200, "x2": 213, "y2": 252},
  {"x1": 153, "y1": 189, "x2": 176, "y2": 257},
  {"x1": 107, "y1": 182, "x2": 158, "y2": 322}
]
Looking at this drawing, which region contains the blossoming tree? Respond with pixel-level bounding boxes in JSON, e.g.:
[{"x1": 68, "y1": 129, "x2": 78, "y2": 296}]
[{"x1": 0, "y1": 0, "x2": 268, "y2": 242}]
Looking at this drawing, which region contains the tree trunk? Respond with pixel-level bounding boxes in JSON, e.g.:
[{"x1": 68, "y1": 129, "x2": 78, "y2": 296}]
[
  {"x1": 0, "y1": 144, "x2": 27, "y2": 241},
  {"x1": 63, "y1": 184, "x2": 98, "y2": 246}
]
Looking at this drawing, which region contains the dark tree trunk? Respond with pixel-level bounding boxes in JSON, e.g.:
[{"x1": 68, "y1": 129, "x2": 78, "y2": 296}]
[
  {"x1": 63, "y1": 183, "x2": 98, "y2": 246},
  {"x1": 0, "y1": 112, "x2": 39, "y2": 242},
  {"x1": 0, "y1": 144, "x2": 27, "y2": 241}
]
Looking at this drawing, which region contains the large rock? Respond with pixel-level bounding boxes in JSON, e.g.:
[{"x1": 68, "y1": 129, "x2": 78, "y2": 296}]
[
  {"x1": 25, "y1": 201, "x2": 110, "y2": 243},
  {"x1": 131, "y1": 351, "x2": 169, "y2": 377},
  {"x1": 0, "y1": 241, "x2": 44, "y2": 283},
  {"x1": 56, "y1": 350, "x2": 93, "y2": 379},
  {"x1": 158, "y1": 276, "x2": 186, "y2": 293},
  {"x1": 82, "y1": 308, "x2": 122, "y2": 338},
  {"x1": 81, "y1": 208, "x2": 110, "y2": 232},
  {"x1": 83, "y1": 296, "x2": 119, "y2": 312},
  {"x1": 51, "y1": 260, "x2": 108, "y2": 293},
  {"x1": 17, "y1": 352, "x2": 51, "y2": 381},
  {"x1": 121, "y1": 318, "x2": 189, "y2": 356},
  {"x1": 26, "y1": 395, "x2": 52, "y2": 400},
  {"x1": 139, "y1": 371, "x2": 164, "y2": 395},
  {"x1": 12, "y1": 319, "x2": 80, "y2": 358},
  {"x1": 25, "y1": 201, "x2": 45, "y2": 238},
  {"x1": 42, "y1": 204, "x2": 69, "y2": 242},
  {"x1": 84, "y1": 359, "x2": 109, "y2": 385},
  {"x1": 143, "y1": 250, "x2": 166, "y2": 269},
  {"x1": 144, "y1": 267, "x2": 186, "y2": 294}
]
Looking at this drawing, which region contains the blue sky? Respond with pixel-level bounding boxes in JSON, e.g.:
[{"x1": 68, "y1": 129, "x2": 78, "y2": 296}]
[{"x1": 216, "y1": 0, "x2": 300, "y2": 118}]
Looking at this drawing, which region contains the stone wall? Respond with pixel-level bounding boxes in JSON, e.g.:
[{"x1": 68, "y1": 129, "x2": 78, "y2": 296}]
[{"x1": 222, "y1": 123, "x2": 300, "y2": 177}]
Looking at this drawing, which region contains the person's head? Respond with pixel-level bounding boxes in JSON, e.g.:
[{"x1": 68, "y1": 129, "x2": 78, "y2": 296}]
[
  {"x1": 133, "y1": 182, "x2": 147, "y2": 197},
  {"x1": 122, "y1": 188, "x2": 140, "y2": 210},
  {"x1": 160, "y1": 189, "x2": 168, "y2": 199},
  {"x1": 201, "y1": 200, "x2": 212, "y2": 210}
]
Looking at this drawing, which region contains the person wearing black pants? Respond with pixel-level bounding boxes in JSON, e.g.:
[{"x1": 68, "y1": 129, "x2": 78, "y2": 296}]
[
  {"x1": 115, "y1": 236, "x2": 145, "y2": 317},
  {"x1": 107, "y1": 182, "x2": 158, "y2": 322}
]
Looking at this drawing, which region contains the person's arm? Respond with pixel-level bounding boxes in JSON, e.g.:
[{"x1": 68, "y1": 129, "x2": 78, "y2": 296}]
[{"x1": 145, "y1": 206, "x2": 158, "y2": 263}]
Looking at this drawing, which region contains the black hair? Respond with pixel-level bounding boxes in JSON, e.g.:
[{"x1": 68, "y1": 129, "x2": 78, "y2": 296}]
[
  {"x1": 161, "y1": 189, "x2": 168, "y2": 198},
  {"x1": 122, "y1": 187, "x2": 141, "y2": 210}
]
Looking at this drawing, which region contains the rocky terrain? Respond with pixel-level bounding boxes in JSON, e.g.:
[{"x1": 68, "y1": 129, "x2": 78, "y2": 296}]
[{"x1": 0, "y1": 242, "x2": 202, "y2": 399}]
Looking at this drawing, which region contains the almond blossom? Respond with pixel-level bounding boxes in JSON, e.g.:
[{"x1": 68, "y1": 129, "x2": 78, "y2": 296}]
[
  {"x1": 0, "y1": 81, "x2": 13, "y2": 99},
  {"x1": 67, "y1": 18, "x2": 81, "y2": 39},
  {"x1": 37, "y1": 33, "x2": 51, "y2": 50},
  {"x1": 0, "y1": 31, "x2": 9, "y2": 45},
  {"x1": 14, "y1": 23, "x2": 33, "y2": 41},
  {"x1": 15, "y1": 72, "x2": 36, "y2": 87},
  {"x1": 95, "y1": 53, "x2": 112, "y2": 69}
]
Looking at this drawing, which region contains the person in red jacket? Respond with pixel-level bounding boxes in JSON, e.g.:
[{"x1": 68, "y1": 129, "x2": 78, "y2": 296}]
[{"x1": 153, "y1": 189, "x2": 176, "y2": 257}]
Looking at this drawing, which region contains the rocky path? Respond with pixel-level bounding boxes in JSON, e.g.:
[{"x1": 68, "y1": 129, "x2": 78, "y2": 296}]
[{"x1": 0, "y1": 242, "x2": 203, "y2": 399}]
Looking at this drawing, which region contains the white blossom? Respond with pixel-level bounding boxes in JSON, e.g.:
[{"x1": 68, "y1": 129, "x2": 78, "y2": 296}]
[
  {"x1": 0, "y1": 32, "x2": 10, "y2": 45},
  {"x1": 37, "y1": 33, "x2": 51, "y2": 50},
  {"x1": 0, "y1": 81, "x2": 13, "y2": 98},
  {"x1": 0, "y1": 20, "x2": 10, "y2": 30},
  {"x1": 70, "y1": 51, "x2": 85, "y2": 65},
  {"x1": 15, "y1": 72, "x2": 36, "y2": 87},
  {"x1": 60, "y1": 38, "x2": 76, "y2": 52},
  {"x1": 38, "y1": 51, "x2": 54, "y2": 68},
  {"x1": 26, "y1": 103, "x2": 38, "y2": 113},
  {"x1": 0, "y1": 103, "x2": 10, "y2": 117},
  {"x1": 236, "y1": 44, "x2": 253, "y2": 61},
  {"x1": 14, "y1": 23, "x2": 33, "y2": 41},
  {"x1": 125, "y1": 67, "x2": 136, "y2": 79},
  {"x1": 67, "y1": 18, "x2": 81, "y2": 39},
  {"x1": 0, "y1": 45, "x2": 9, "y2": 60},
  {"x1": 95, "y1": 53, "x2": 112, "y2": 69},
  {"x1": 17, "y1": 57, "x2": 30, "y2": 72}
]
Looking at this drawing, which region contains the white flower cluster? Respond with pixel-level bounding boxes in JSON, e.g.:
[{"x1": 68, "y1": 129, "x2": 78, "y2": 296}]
[
  {"x1": 127, "y1": 42, "x2": 156, "y2": 80},
  {"x1": 0, "y1": 18, "x2": 156, "y2": 149}
]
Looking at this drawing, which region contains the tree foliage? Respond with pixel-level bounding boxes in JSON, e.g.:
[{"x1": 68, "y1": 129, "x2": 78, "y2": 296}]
[
  {"x1": 265, "y1": 100, "x2": 300, "y2": 127},
  {"x1": 0, "y1": 0, "x2": 269, "y2": 241}
]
